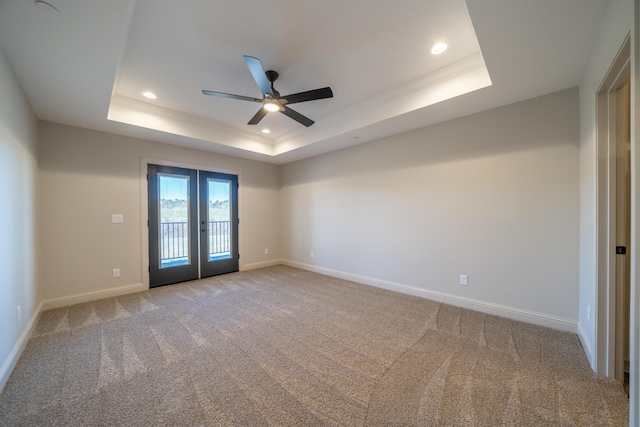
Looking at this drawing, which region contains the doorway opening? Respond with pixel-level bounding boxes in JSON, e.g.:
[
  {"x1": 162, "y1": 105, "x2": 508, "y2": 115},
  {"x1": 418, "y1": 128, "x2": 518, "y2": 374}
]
[{"x1": 596, "y1": 35, "x2": 631, "y2": 394}]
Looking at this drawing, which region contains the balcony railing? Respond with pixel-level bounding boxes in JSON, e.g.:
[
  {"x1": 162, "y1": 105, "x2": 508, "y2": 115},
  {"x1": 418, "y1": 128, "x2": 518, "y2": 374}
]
[
  {"x1": 160, "y1": 221, "x2": 230, "y2": 265},
  {"x1": 160, "y1": 222, "x2": 189, "y2": 263}
]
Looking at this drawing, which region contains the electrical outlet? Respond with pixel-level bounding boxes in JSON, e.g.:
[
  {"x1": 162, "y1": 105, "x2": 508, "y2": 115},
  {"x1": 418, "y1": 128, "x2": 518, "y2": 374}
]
[
  {"x1": 111, "y1": 214, "x2": 124, "y2": 224},
  {"x1": 112, "y1": 268, "x2": 121, "y2": 278},
  {"x1": 17, "y1": 305, "x2": 21, "y2": 321},
  {"x1": 264, "y1": 248, "x2": 269, "y2": 255},
  {"x1": 460, "y1": 275, "x2": 468, "y2": 286},
  {"x1": 310, "y1": 251, "x2": 315, "y2": 258}
]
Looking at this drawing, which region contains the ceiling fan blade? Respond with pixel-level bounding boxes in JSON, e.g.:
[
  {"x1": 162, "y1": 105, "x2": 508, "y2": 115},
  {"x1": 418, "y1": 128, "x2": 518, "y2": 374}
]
[
  {"x1": 202, "y1": 90, "x2": 262, "y2": 103},
  {"x1": 281, "y1": 87, "x2": 333, "y2": 105},
  {"x1": 281, "y1": 106, "x2": 314, "y2": 127},
  {"x1": 247, "y1": 107, "x2": 268, "y2": 125},
  {"x1": 243, "y1": 55, "x2": 274, "y2": 97}
]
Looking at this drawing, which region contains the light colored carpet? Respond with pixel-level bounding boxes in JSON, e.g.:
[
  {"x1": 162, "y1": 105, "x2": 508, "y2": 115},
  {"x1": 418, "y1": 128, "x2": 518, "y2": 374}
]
[{"x1": 0, "y1": 266, "x2": 629, "y2": 425}]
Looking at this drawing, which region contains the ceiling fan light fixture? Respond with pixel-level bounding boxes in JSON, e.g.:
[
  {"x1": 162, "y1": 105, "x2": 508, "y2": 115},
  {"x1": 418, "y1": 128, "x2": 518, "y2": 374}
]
[{"x1": 263, "y1": 101, "x2": 281, "y2": 112}]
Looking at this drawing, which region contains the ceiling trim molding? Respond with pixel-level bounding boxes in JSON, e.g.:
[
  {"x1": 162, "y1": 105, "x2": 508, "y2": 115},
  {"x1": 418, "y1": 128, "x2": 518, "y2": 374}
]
[
  {"x1": 107, "y1": 52, "x2": 491, "y2": 159},
  {"x1": 273, "y1": 53, "x2": 492, "y2": 156},
  {"x1": 107, "y1": 95, "x2": 273, "y2": 156},
  {"x1": 108, "y1": 95, "x2": 275, "y2": 155}
]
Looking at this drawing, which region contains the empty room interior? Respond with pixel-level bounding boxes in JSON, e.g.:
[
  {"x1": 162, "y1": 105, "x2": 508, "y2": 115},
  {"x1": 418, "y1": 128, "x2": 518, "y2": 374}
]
[{"x1": 1, "y1": 0, "x2": 639, "y2": 425}]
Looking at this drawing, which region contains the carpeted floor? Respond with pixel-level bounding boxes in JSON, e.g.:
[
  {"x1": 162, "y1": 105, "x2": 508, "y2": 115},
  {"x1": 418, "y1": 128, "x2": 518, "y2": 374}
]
[{"x1": 0, "y1": 266, "x2": 629, "y2": 425}]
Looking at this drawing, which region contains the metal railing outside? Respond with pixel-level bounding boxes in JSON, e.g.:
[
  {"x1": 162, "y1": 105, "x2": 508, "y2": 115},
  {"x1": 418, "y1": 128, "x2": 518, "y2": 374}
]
[
  {"x1": 208, "y1": 220, "x2": 231, "y2": 257},
  {"x1": 160, "y1": 221, "x2": 230, "y2": 263},
  {"x1": 160, "y1": 222, "x2": 189, "y2": 263}
]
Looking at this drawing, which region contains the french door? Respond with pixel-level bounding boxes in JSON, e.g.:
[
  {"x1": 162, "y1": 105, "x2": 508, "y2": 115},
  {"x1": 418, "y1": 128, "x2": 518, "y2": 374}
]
[
  {"x1": 148, "y1": 164, "x2": 238, "y2": 288},
  {"x1": 198, "y1": 170, "x2": 239, "y2": 278}
]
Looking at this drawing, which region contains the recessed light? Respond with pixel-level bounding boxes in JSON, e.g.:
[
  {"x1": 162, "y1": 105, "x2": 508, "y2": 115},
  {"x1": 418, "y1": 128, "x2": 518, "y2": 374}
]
[
  {"x1": 142, "y1": 91, "x2": 157, "y2": 99},
  {"x1": 35, "y1": 1, "x2": 60, "y2": 15},
  {"x1": 261, "y1": 129, "x2": 271, "y2": 134},
  {"x1": 431, "y1": 42, "x2": 448, "y2": 55}
]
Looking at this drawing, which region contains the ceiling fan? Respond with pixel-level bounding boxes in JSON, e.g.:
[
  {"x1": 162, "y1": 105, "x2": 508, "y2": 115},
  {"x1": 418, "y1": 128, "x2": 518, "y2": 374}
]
[{"x1": 202, "y1": 55, "x2": 333, "y2": 127}]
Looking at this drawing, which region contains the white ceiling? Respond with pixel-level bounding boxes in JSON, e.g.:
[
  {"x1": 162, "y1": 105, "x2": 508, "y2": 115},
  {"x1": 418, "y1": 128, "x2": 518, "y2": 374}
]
[{"x1": 0, "y1": 0, "x2": 611, "y2": 164}]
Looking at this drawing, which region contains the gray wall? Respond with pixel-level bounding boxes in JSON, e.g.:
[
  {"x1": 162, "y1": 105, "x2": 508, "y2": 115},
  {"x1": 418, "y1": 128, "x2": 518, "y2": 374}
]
[
  {"x1": 281, "y1": 88, "x2": 580, "y2": 326},
  {"x1": 38, "y1": 122, "x2": 281, "y2": 301},
  {"x1": 0, "y1": 50, "x2": 39, "y2": 389}
]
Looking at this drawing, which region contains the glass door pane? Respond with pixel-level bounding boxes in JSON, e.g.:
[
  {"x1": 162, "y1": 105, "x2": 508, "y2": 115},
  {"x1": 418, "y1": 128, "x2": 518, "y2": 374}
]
[
  {"x1": 159, "y1": 174, "x2": 191, "y2": 268},
  {"x1": 207, "y1": 179, "x2": 231, "y2": 261}
]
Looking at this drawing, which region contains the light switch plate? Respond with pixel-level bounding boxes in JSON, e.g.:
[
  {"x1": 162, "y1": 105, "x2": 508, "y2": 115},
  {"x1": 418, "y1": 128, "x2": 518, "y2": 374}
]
[{"x1": 112, "y1": 214, "x2": 124, "y2": 223}]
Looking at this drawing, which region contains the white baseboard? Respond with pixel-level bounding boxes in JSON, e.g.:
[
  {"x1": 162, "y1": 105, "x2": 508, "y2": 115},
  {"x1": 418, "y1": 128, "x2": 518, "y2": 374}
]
[
  {"x1": 241, "y1": 259, "x2": 283, "y2": 271},
  {"x1": 282, "y1": 259, "x2": 578, "y2": 333},
  {"x1": 0, "y1": 301, "x2": 43, "y2": 393},
  {"x1": 41, "y1": 283, "x2": 147, "y2": 311},
  {"x1": 577, "y1": 322, "x2": 595, "y2": 369}
]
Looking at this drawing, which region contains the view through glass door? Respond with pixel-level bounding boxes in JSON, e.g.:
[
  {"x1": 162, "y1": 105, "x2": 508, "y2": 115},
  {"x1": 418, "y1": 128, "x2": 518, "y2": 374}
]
[
  {"x1": 199, "y1": 171, "x2": 239, "y2": 278},
  {"x1": 148, "y1": 164, "x2": 239, "y2": 288}
]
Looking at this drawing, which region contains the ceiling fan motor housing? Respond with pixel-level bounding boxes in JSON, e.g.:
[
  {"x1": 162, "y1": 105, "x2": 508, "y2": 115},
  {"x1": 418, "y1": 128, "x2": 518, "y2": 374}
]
[{"x1": 265, "y1": 70, "x2": 279, "y2": 83}]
